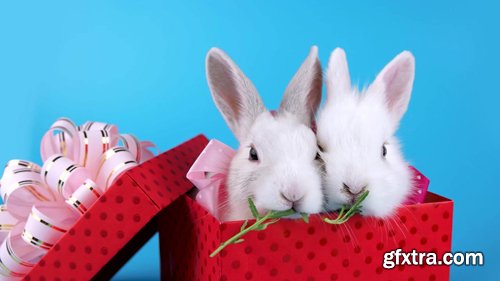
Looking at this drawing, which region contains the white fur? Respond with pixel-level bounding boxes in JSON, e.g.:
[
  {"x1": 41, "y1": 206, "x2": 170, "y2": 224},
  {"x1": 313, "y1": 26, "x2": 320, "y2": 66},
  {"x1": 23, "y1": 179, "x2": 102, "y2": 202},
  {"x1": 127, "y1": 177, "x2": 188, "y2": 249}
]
[
  {"x1": 317, "y1": 48, "x2": 415, "y2": 218},
  {"x1": 206, "y1": 47, "x2": 324, "y2": 221}
]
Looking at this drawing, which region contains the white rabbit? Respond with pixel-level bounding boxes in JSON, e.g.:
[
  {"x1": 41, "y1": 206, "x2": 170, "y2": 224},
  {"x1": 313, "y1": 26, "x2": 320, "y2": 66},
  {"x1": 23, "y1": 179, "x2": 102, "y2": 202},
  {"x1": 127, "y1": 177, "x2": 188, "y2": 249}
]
[
  {"x1": 317, "y1": 48, "x2": 415, "y2": 218},
  {"x1": 206, "y1": 46, "x2": 324, "y2": 221}
]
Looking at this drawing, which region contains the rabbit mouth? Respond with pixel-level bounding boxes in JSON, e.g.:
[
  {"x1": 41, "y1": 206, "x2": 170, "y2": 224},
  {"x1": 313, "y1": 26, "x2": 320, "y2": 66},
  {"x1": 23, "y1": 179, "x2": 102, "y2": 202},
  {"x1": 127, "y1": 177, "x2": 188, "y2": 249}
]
[{"x1": 340, "y1": 184, "x2": 366, "y2": 203}]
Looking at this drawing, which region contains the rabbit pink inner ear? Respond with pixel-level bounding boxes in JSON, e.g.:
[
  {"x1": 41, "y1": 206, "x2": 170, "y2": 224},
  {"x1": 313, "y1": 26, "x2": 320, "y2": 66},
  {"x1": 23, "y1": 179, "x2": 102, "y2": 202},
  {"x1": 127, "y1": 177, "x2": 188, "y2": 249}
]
[
  {"x1": 371, "y1": 51, "x2": 415, "y2": 123},
  {"x1": 206, "y1": 48, "x2": 266, "y2": 140},
  {"x1": 279, "y1": 46, "x2": 322, "y2": 127},
  {"x1": 326, "y1": 48, "x2": 351, "y2": 101}
]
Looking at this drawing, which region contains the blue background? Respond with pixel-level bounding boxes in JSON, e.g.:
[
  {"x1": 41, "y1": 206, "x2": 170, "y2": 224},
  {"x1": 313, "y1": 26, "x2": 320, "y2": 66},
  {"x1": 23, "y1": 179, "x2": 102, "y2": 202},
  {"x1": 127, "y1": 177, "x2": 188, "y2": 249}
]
[{"x1": 0, "y1": 1, "x2": 498, "y2": 280}]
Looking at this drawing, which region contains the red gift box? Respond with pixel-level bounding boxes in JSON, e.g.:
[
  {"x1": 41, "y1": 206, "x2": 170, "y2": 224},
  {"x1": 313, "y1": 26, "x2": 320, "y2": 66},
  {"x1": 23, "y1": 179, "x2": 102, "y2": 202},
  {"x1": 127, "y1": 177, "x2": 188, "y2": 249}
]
[
  {"x1": 159, "y1": 136, "x2": 453, "y2": 281},
  {"x1": 23, "y1": 135, "x2": 208, "y2": 281}
]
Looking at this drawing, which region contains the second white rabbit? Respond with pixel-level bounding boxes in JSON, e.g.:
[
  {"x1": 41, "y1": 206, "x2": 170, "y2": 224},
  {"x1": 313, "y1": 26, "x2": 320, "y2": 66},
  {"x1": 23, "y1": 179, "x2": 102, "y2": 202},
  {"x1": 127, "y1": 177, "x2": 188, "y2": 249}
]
[{"x1": 317, "y1": 48, "x2": 416, "y2": 218}]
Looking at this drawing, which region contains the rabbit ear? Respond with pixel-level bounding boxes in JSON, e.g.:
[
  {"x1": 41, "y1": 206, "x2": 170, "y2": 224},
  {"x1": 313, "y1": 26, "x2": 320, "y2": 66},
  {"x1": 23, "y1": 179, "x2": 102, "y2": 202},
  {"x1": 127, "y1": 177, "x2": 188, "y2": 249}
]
[
  {"x1": 206, "y1": 48, "x2": 266, "y2": 141},
  {"x1": 369, "y1": 51, "x2": 415, "y2": 124},
  {"x1": 279, "y1": 46, "x2": 322, "y2": 126},
  {"x1": 325, "y1": 48, "x2": 351, "y2": 101}
]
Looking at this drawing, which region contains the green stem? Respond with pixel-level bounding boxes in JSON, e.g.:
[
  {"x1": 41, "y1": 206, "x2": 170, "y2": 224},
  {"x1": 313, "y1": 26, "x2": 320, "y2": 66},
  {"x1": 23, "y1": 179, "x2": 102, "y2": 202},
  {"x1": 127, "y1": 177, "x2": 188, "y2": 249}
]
[
  {"x1": 211, "y1": 191, "x2": 369, "y2": 257},
  {"x1": 342, "y1": 190, "x2": 369, "y2": 218},
  {"x1": 210, "y1": 211, "x2": 276, "y2": 257},
  {"x1": 324, "y1": 190, "x2": 369, "y2": 224}
]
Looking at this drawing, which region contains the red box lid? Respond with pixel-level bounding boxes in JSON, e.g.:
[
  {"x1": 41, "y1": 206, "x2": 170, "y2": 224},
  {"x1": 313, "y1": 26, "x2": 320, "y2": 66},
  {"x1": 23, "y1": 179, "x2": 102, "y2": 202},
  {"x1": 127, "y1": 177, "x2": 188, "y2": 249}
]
[{"x1": 24, "y1": 135, "x2": 209, "y2": 281}]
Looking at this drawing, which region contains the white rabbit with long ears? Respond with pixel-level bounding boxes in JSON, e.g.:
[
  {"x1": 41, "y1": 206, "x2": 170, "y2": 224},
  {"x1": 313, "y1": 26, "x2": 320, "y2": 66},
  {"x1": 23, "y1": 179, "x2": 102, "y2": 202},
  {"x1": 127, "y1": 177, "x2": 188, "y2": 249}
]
[
  {"x1": 317, "y1": 48, "x2": 415, "y2": 218},
  {"x1": 206, "y1": 46, "x2": 324, "y2": 221}
]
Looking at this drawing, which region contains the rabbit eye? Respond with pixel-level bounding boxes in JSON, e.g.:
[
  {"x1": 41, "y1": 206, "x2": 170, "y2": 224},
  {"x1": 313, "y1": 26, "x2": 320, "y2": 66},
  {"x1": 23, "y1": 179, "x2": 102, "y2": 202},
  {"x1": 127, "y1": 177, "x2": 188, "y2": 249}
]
[
  {"x1": 249, "y1": 146, "x2": 259, "y2": 161},
  {"x1": 382, "y1": 144, "x2": 388, "y2": 158}
]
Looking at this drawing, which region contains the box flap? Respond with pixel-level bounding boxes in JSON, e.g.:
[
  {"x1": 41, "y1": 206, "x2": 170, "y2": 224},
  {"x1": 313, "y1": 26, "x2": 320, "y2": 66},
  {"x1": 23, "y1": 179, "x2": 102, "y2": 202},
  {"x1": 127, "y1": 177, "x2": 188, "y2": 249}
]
[{"x1": 123, "y1": 134, "x2": 208, "y2": 209}]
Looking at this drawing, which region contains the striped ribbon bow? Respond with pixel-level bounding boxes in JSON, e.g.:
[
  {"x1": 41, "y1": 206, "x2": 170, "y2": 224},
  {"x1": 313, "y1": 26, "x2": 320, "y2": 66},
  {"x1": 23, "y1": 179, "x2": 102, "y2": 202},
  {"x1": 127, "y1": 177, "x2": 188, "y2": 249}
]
[{"x1": 0, "y1": 118, "x2": 155, "y2": 279}]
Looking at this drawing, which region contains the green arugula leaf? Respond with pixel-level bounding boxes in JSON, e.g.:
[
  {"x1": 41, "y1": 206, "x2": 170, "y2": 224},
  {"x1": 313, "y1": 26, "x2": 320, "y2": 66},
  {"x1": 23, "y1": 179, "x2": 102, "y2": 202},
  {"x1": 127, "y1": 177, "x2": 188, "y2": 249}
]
[
  {"x1": 300, "y1": 212, "x2": 310, "y2": 223},
  {"x1": 248, "y1": 197, "x2": 260, "y2": 219}
]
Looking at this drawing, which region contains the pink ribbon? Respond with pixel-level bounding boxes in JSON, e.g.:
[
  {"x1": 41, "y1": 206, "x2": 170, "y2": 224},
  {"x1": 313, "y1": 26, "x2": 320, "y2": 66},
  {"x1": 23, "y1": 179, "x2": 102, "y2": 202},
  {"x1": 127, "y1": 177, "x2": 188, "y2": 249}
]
[
  {"x1": 404, "y1": 166, "x2": 430, "y2": 205},
  {"x1": 187, "y1": 139, "x2": 429, "y2": 220},
  {"x1": 186, "y1": 140, "x2": 235, "y2": 220},
  {"x1": 0, "y1": 118, "x2": 155, "y2": 279}
]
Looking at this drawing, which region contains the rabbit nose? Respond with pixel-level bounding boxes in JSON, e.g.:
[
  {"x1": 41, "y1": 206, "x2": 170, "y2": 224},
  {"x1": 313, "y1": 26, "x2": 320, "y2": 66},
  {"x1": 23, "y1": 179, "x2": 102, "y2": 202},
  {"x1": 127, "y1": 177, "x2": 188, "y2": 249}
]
[
  {"x1": 342, "y1": 183, "x2": 367, "y2": 196},
  {"x1": 280, "y1": 191, "x2": 304, "y2": 206}
]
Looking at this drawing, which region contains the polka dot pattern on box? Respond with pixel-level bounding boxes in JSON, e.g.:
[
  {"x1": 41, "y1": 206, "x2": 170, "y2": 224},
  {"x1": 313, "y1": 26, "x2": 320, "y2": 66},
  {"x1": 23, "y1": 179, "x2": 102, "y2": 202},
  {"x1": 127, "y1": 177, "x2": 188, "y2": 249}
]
[{"x1": 160, "y1": 190, "x2": 453, "y2": 281}]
